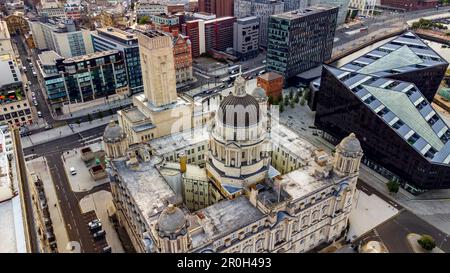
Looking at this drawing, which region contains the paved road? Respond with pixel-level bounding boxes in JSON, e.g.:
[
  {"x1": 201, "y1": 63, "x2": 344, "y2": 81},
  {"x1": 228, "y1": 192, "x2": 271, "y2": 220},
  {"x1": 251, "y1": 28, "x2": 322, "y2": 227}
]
[{"x1": 23, "y1": 124, "x2": 108, "y2": 253}]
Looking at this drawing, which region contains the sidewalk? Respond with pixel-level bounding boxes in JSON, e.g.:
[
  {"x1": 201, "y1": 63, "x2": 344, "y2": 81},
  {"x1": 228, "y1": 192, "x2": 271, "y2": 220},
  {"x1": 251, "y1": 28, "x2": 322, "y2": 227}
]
[
  {"x1": 22, "y1": 116, "x2": 116, "y2": 149},
  {"x1": 26, "y1": 157, "x2": 72, "y2": 253},
  {"x1": 57, "y1": 95, "x2": 131, "y2": 120}
]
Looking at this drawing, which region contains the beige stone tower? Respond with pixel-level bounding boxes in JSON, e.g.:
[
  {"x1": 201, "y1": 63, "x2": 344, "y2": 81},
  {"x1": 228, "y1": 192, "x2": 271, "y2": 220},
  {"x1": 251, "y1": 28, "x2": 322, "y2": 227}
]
[
  {"x1": 333, "y1": 133, "x2": 363, "y2": 177},
  {"x1": 138, "y1": 31, "x2": 178, "y2": 107}
]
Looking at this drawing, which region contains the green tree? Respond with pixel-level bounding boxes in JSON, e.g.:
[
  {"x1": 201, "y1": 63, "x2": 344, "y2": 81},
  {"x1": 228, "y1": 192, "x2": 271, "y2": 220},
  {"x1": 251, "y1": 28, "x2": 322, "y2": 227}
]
[
  {"x1": 386, "y1": 179, "x2": 400, "y2": 193},
  {"x1": 98, "y1": 111, "x2": 103, "y2": 120},
  {"x1": 75, "y1": 119, "x2": 81, "y2": 127},
  {"x1": 109, "y1": 108, "x2": 114, "y2": 115},
  {"x1": 279, "y1": 95, "x2": 283, "y2": 105},
  {"x1": 300, "y1": 97, "x2": 306, "y2": 106},
  {"x1": 290, "y1": 100, "x2": 295, "y2": 108},
  {"x1": 417, "y1": 235, "x2": 436, "y2": 251},
  {"x1": 289, "y1": 90, "x2": 293, "y2": 100},
  {"x1": 87, "y1": 114, "x2": 93, "y2": 123},
  {"x1": 294, "y1": 94, "x2": 300, "y2": 104},
  {"x1": 284, "y1": 97, "x2": 289, "y2": 106},
  {"x1": 268, "y1": 95, "x2": 274, "y2": 106},
  {"x1": 279, "y1": 103, "x2": 284, "y2": 113},
  {"x1": 138, "y1": 16, "x2": 150, "y2": 25}
]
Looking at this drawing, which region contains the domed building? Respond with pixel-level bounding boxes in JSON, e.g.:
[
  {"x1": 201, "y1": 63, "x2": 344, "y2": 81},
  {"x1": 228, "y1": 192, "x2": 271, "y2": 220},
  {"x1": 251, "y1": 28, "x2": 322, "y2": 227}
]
[
  {"x1": 103, "y1": 120, "x2": 129, "y2": 159},
  {"x1": 206, "y1": 75, "x2": 271, "y2": 198},
  {"x1": 155, "y1": 204, "x2": 191, "y2": 253}
]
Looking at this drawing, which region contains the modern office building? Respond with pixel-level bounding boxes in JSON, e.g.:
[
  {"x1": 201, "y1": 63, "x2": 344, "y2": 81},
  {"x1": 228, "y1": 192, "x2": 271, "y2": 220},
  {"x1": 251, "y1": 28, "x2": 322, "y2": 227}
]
[
  {"x1": 150, "y1": 14, "x2": 180, "y2": 30},
  {"x1": 91, "y1": 27, "x2": 143, "y2": 95},
  {"x1": 318, "y1": 0, "x2": 350, "y2": 24},
  {"x1": 198, "y1": 0, "x2": 234, "y2": 17},
  {"x1": 233, "y1": 16, "x2": 259, "y2": 60},
  {"x1": 234, "y1": 0, "x2": 284, "y2": 47},
  {"x1": 283, "y1": 0, "x2": 309, "y2": 11},
  {"x1": 349, "y1": 0, "x2": 376, "y2": 17},
  {"x1": 266, "y1": 6, "x2": 338, "y2": 80},
  {"x1": 28, "y1": 18, "x2": 93, "y2": 58},
  {"x1": 182, "y1": 19, "x2": 205, "y2": 57},
  {"x1": 337, "y1": 32, "x2": 448, "y2": 103},
  {"x1": 204, "y1": 16, "x2": 236, "y2": 52},
  {"x1": 380, "y1": 0, "x2": 438, "y2": 11},
  {"x1": 37, "y1": 50, "x2": 128, "y2": 110},
  {"x1": 315, "y1": 65, "x2": 450, "y2": 192}
]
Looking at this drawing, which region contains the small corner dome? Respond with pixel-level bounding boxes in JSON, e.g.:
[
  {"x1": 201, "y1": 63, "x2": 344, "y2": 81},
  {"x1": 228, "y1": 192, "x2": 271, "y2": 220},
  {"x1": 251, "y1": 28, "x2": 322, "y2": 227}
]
[
  {"x1": 338, "y1": 133, "x2": 362, "y2": 154},
  {"x1": 250, "y1": 87, "x2": 267, "y2": 100},
  {"x1": 157, "y1": 204, "x2": 187, "y2": 235},
  {"x1": 103, "y1": 120, "x2": 125, "y2": 142}
]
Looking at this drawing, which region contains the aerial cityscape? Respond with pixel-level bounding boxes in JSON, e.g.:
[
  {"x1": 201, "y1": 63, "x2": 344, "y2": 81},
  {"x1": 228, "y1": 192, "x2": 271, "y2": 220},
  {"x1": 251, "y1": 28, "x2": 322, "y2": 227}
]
[{"x1": 1, "y1": 0, "x2": 450, "y2": 257}]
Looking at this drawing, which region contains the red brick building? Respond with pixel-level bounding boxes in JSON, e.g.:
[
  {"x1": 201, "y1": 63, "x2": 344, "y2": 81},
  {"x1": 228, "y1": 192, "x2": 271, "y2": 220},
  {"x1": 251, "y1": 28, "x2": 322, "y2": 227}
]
[
  {"x1": 380, "y1": 0, "x2": 438, "y2": 11},
  {"x1": 163, "y1": 27, "x2": 194, "y2": 84},
  {"x1": 182, "y1": 20, "x2": 204, "y2": 58},
  {"x1": 198, "y1": 0, "x2": 233, "y2": 17},
  {"x1": 166, "y1": 3, "x2": 185, "y2": 14},
  {"x1": 257, "y1": 72, "x2": 284, "y2": 101}
]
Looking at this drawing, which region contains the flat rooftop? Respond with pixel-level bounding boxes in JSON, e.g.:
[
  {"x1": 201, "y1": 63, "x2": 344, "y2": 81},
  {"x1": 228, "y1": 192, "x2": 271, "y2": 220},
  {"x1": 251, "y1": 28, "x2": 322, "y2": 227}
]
[
  {"x1": 272, "y1": 5, "x2": 337, "y2": 20},
  {"x1": 63, "y1": 50, "x2": 119, "y2": 63},
  {"x1": 38, "y1": 50, "x2": 63, "y2": 66},
  {"x1": 149, "y1": 126, "x2": 209, "y2": 156},
  {"x1": 111, "y1": 157, "x2": 176, "y2": 225},
  {"x1": 96, "y1": 27, "x2": 138, "y2": 41}
]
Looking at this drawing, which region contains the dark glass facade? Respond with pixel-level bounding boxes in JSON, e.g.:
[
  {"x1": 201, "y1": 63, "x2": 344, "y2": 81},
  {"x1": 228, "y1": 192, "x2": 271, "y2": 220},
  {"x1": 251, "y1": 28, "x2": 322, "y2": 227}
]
[
  {"x1": 266, "y1": 6, "x2": 338, "y2": 80},
  {"x1": 315, "y1": 67, "x2": 450, "y2": 191}
]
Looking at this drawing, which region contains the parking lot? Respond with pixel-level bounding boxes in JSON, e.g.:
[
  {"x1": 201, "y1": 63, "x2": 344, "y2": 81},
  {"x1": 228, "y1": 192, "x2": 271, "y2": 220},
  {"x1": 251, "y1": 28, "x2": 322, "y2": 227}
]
[{"x1": 82, "y1": 210, "x2": 109, "y2": 253}]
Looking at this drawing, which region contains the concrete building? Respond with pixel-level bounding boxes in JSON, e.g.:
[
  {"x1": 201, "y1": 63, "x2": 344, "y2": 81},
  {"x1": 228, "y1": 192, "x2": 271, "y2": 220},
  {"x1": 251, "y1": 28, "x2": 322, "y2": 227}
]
[
  {"x1": 106, "y1": 74, "x2": 363, "y2": 253},
  {"x1": 266, "y1": 6, "x2": 338, "y2": 81},
  {"x1": 37, "y1": 0, "x2": 65, "y2": 18},
  {"x1": 150, "y1": 14, "x2": 180, "y2": 30},
  {"x1": 136, "y1": 1, "x2": 167, "y2": 19},
  {"x1": 181, "y1": 19, "x2": 205, "y2": 57},
  {"x1": 234, "y1": 0, "x2": 284, "y2": 47},
  {"x1": 198, "y1": 0, "x2": 234, "y2": 17},
  {"x1": 318, "y1": 0, "x2": 350, "y2": 24},
  {"x1": 283, "y1": 0, "x2": 309, "y2": 11},
  {"x1": 204, "y1": 16, "x2": 236, "y2": 52},
  {"x1": 28, "y1": 18, "x2": 93, "y2": 58},
  {"x1": 0, "y1": 21, "x2": 14, "y2": 56},
  {"x1": 91, "y1": 27, "x2": 143, "y2": 95},
  {"x1": 117, "y1": 30, "x2": 193, "y2": 143},
  {"x1": 166, "y1": 3, "x2": 186, "y2": 14},
  {"x1": 349, "y1": 0, "x2": 376, "y2": 17},
  {"x1": 233, "y1": 16, "x2": 259, "y2": 60},
  {"x1": 37, "y1": 50, "x2": 128, "y2": 110},
  {"x1": 0, "y1": 125, "x2": 28, "y2": 253}
]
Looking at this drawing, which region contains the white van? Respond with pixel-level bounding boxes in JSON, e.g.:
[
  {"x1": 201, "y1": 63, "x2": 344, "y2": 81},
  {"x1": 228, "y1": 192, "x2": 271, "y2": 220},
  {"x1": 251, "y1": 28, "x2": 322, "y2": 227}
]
[{"x1": 70, "y1": 167, "x2": 77, "y2": 175}]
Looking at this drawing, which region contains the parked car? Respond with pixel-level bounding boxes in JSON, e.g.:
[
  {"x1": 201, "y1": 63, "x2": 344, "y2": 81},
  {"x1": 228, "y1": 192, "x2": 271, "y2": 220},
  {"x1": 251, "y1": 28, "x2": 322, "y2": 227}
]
[
  {"x1": 88, "y1": 219, "x2": 101, "y2": 228},
  {"x1": 89, "y1": 221, "x2": 102, "y2": 232},
  {"x1": 44, "y1": 124, "x2": 53, "y2": 130},
  {"x1": 70, "y1": 167, "x2": 77, "y2": 175},
  {"x1": 93, "y1": 230, "x2": 106, "y2": 240},
  {"x1": 31, "y1": 92, "x2": 35, "y2": 97},
  {"x1": 33, "y1": 100, "x2": 38, "y2": 106},
  {"x1": 37, "y1": 111, "x2": 42, "y2": 118},
  {"x1": 102, "y1": 246, "x2": 112, "y2": 253}
]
